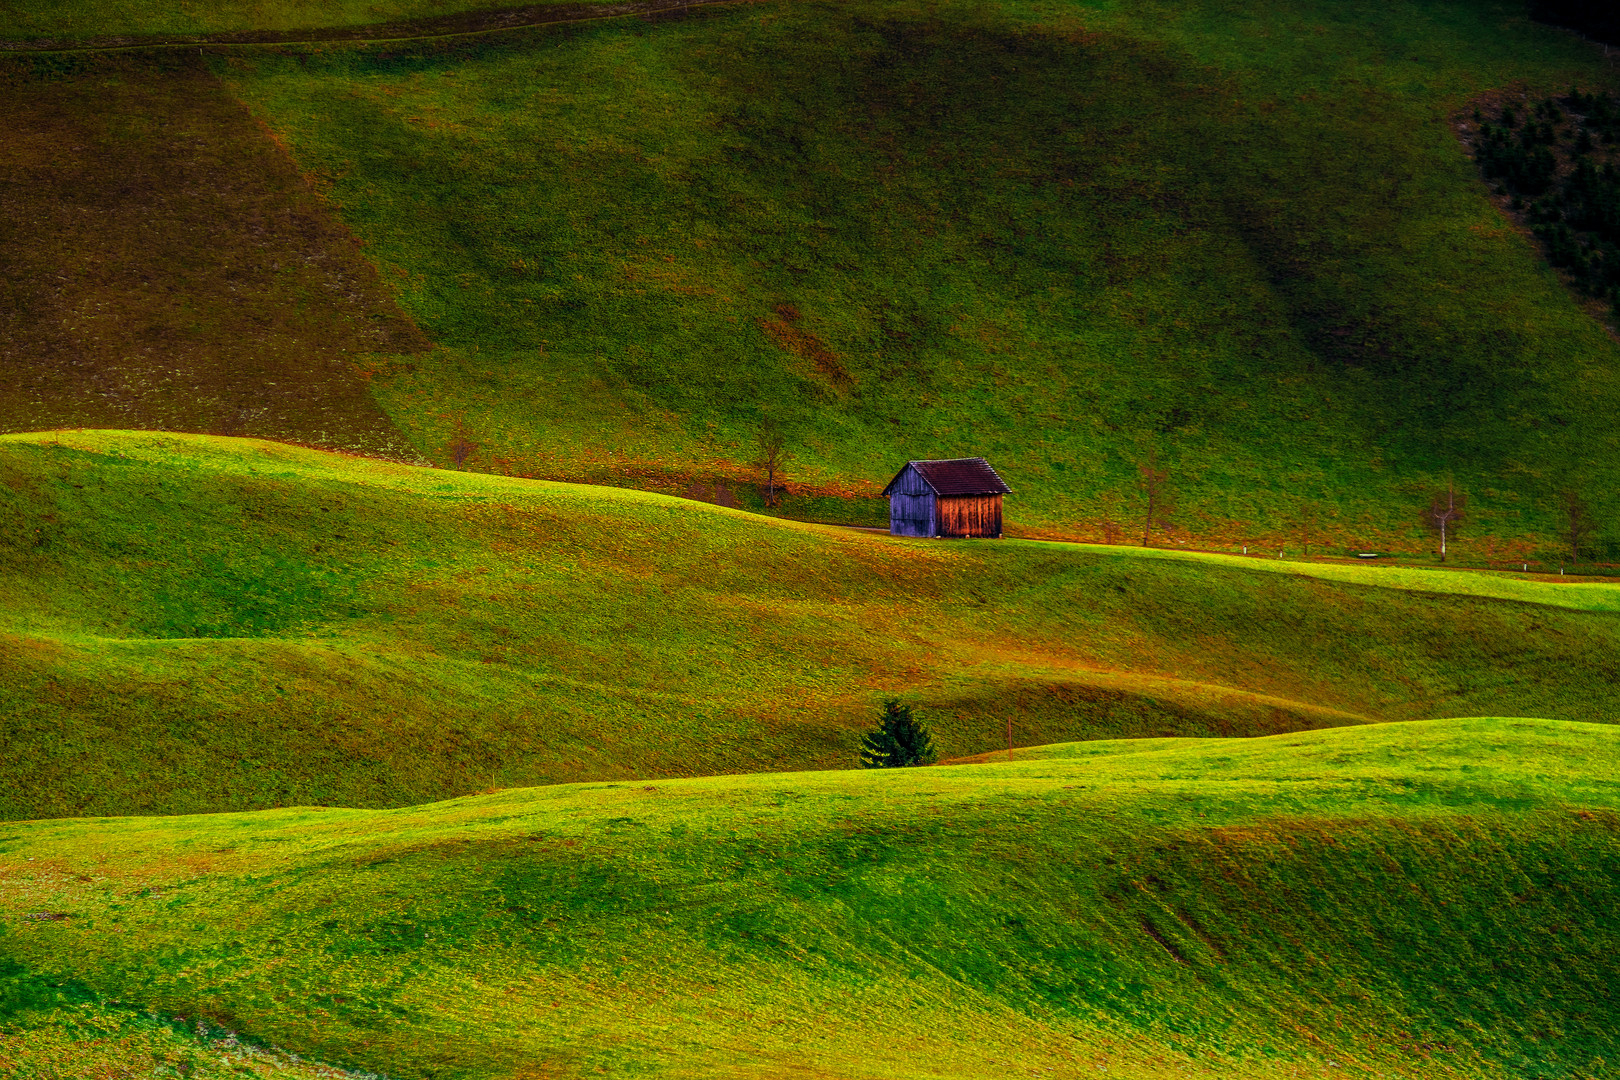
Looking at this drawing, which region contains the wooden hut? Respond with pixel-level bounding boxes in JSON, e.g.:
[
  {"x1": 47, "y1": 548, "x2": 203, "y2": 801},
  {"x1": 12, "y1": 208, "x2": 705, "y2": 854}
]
[{"x1": 881, "y1": 458, "x2": 1011, "y2": 538}]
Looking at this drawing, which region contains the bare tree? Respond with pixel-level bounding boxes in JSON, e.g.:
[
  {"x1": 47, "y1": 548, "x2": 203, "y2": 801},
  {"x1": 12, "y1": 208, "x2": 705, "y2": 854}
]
[
  {"x1": 448, "y1": 417, "x2": 477, "y2": 469},
  {"x1": 756, "y1": 418, "x2": 790, "y2": 508},
  {"x1": 1097, "y1": 491, "x2": 1126, "y2": 545},
  {"x1": 1138, "y1": 453, "x2": 1174, "y2": 547},
  {"x1": 1559, "y1": 489, "x2": 1598, "y2": 566},
  {"x1": 1298, "y1": 501, "x2": 1320, "y2": 560},
  {"x1": 1426, "y1": 485, "x2": 1467, "y2": 563}
]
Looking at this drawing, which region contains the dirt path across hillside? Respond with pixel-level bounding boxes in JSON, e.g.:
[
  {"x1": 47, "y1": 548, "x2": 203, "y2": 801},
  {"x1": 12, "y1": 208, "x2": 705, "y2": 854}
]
[{"x1": 0, "y1": 0, "x2": 756, "y2": 54}]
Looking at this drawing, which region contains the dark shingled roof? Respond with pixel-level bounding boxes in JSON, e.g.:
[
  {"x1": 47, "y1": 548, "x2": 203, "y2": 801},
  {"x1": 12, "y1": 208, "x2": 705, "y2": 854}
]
[{"x1": 883, "y1": 458, "x2": 1011, "y2": 496}]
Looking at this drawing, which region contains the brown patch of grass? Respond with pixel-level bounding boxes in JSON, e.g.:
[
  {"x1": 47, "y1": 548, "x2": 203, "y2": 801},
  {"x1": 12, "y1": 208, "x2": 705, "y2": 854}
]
[
  {"x1": 621, "y1": 256, "x2": 718, "y2": 297},
  {"x1": 0, "y1": 53, "x2": 427, "y2": 456},
  {"x1": 757, "y1": 303, "x2": 853, "y2": 391},
  {"x1": 681, "y1": 480, "x2": 738, "y2": 507}
]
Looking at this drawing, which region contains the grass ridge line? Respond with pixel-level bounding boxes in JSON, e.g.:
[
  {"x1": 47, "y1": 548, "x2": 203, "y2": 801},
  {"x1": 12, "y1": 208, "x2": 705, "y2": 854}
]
[
  {"x1": 0, "y1": 0, "x2": 760, "y2": 55},
  {"x1": 13, "y1": 429, "x2": 1619, "y2": 609},
  {"x1": 3, "y1": 718, "x2": 1616, "y2": 1077}
]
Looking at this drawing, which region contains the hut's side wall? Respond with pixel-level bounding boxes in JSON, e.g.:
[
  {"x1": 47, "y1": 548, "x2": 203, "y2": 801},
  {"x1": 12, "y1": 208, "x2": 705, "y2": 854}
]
[
  {"x1": 888, "y1": 465, "x2": 936, "y2": 537},
  {"x1": 937, "y1": 494, "x2": 1002, "y2": 538}
]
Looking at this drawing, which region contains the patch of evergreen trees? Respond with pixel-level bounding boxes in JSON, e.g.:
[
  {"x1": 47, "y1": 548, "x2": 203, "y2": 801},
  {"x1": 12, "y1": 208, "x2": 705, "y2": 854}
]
[{"x1": 1474, "y1": 90, "x2": 1620, "y2": 315}]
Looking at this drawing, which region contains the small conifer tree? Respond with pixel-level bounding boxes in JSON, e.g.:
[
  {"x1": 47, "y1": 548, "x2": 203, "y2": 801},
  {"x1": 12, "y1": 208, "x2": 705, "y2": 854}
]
[{"x1": 859, "y1": 700, "x2": 937, "y2": 768}]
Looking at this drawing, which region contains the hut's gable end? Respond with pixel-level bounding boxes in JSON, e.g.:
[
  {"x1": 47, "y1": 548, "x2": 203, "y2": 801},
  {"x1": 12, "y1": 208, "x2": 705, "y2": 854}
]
[
  {"x1": 887, "y1": 463, "x2": 936, "y2": 537},
  {"x1": 885, "y1": 463, "x2": 935, "y2": 497}
]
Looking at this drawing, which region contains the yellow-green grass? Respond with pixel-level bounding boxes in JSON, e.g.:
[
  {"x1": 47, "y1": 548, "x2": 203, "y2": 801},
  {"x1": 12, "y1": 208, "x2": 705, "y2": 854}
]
[
  {"x1": 6, "y1": 429, "x2": 1620, "y2": 820},
  {"x1": 1039, "y1": 541, "x2": 1620, "y2": 613},
  {"x1": 199, "y1": 0, "x2": 1620, "y2": 553},
  {"x1": 0, "y1": 1008, "x2": 355, "y2": 1080},
  {"x1": 2, "y1": 718, "x2": 1617, "y2": 1078}
]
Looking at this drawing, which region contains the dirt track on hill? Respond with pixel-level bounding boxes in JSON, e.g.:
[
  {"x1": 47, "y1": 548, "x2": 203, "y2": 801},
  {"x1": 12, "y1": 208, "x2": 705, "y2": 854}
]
[{"x1": 0, "y1": 0, "x2": 756, "y2": 53}]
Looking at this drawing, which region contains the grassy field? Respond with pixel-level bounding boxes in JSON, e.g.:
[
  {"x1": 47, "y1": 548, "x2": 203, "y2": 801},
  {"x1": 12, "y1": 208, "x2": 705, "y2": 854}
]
[
  {"x1": 5, "y1": 429, "x2": 1620, "y2": 820},
  {"x1": 2, "y1": 717, "x2": 1617, "y2": 1078},
  {"x1": 4, "y1": 4, "x2": 1617, "y2": 1078},
  {"x1": 196, "y1": 0, "x2": 1620, "y2": 554},
  {"x1": 0, "y1": 1001, "x2": 356, "y2": 1080},
  {"x1": 3, "y1": 0, "x2": 1620, "y2": 553},
  {"x1": 1041, "y1": 540, "x2": 1620, "y2": 611}
]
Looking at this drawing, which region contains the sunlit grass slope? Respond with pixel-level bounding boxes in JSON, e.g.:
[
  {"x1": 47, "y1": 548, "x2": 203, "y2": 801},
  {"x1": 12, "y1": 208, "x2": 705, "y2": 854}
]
[
  {"x1": 5, "y1": 0, "x2": 1620, "y2": 551},
  {"x1": 190, "y1": 0, "x2": 1620, "y2": 553},
  {"x1": 0, "y1": 992, "x2": 354, "y2": 1080},
  {"x1": 2, "y1": 718, "x2": 1617, "y2": 1078},
  {"x1": 5, "y1": 430, "x2": 1620, "y2": 820}
]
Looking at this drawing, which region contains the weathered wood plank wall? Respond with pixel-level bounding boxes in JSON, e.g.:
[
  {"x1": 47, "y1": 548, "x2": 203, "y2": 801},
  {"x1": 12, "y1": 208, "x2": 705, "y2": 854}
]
[
  {"x1": 890, "y1": 492, "x2": 935, "y2": 537},
  {"x1": 937, "y1": 494, "x2": 1002, "y2": 538},
  {"x1": 888, "y1": 464, "x2": 935, "y2": 537}
]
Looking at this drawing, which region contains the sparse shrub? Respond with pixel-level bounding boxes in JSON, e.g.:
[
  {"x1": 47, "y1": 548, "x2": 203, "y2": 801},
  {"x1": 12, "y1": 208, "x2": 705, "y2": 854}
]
[
  {"x1": 448, "y1": 419, "x2": 478, "y2": 469},
  {"x1": 1137, "y1": 451, "x2": 1175, "y2": 548},
  {"x1": 859, "y1": 700, "x2": 937, "y2": 768}
]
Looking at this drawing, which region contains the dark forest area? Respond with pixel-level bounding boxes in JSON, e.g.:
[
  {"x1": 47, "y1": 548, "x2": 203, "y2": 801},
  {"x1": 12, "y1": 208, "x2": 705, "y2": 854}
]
[
  {"x1": 1473, "y1": 89, "x2": 1620, "y2": 315},
  {"x1": 1534, "y1": 0, "x2": 1620, "y2": 45}
]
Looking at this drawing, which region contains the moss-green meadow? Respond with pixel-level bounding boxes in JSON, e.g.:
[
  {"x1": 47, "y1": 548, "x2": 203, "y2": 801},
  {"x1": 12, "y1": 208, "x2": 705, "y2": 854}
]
[
  {"x1": 4, "y1": 433, "x2": 1620, "y2": 1074},
  {"x1": 5, "y1": 718, "x2": 1620, "y2": 1079},
  {"x1": 205, "y1": 0, "x2": 1620, "y2": 553},
  {"x1": 6, "y1": 430, "x2": 1620, "y2": 822},
  {"x1": 6, "y1": 0, "x2": 1620, "y2": 1075},
  {"x1": 8, "y1": 0, "x2": 1620, "y2": 552}
]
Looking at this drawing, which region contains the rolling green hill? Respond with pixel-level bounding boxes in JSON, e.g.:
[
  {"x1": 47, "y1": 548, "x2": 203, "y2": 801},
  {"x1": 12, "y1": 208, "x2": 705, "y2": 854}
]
[
  {"x1": 5, "y1": 0, "x2": 1620, "y2": 554},
  {"x1": 5, "y1": 4, "x2": 1620, "y2": 1073},
  {"x1": 5, "y1": 429, "x2": 1620, "y2": 820},
  {"x1": 178, "y1": 0, "x2": 1620, "y2": 553},
  {"x1": 3, "y1": 718, "x2": 1618, "y2": 1078}
]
